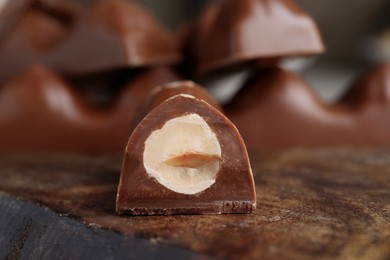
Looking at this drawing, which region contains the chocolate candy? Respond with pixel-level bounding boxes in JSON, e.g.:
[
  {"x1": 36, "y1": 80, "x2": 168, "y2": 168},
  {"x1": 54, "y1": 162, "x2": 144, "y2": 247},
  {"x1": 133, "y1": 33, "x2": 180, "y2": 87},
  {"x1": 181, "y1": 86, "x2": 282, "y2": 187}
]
[
  {"x1": 187, "y1": 0, "x2": 324, "y2": 75},
  {"x1": 46, "y1": 0, "x2": 181, "y2": 75},
  {"x1": 226, "y1": 63, "x2": 390, "y2": 149},
  {"x1": 0, "y1": 66, "x2": 180, "y2": 153},
  {"x1": 0, "y1": 0, "x2": 33, "y2": 40},
  {"x1": 0, "y1": 0, "x2": 79, "y2": 83},
  {"x1": 130, "y1": 80, "x2": 223, "y2": 132},
  {"x1": 117, "y1": 94, "x2": 256, "y2": 215},
  {"x1": 0, "y1": 0, "x2": 180, "y2": 82}
]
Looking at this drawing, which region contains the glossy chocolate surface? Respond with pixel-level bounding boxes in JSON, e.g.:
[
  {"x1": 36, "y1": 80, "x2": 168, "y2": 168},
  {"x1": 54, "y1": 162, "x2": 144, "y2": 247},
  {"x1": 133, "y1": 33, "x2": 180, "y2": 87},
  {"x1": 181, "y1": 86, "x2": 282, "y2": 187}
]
[
  {"x1": 0, "y1": 0, "x2": 33, "y2": 40},
  {"x1": 117, "y1": 95, "x2": 256, "y2": 215},
  {"x1": 0, "y1": 0, "x2": 180, "y2": 82},
  {"x1": 46, "y1": 0, "x2": 181, "y2": 75},
  {"x1": 0, "y1": 66, "x2": 180, "y2": 153},
  {"x1": 187, "y1": 0, "x2": 324, "y2": 75},
  {"x1": 226, "y1": 63, "x2": 390, "y2": 149},
  {"x1": 130, "y1": 81, "x2": 222, "y2": 132},
  {"x1": 0, "y1": 0, "x2": 79, "y2": 83}
]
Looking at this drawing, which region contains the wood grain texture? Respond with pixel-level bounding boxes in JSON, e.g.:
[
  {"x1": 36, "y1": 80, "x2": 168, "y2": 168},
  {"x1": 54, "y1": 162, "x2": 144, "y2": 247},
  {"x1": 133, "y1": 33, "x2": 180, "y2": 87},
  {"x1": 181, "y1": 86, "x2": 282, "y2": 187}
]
[{"x1": 0, "y1": 150, "x2": 389, "y2": 259}]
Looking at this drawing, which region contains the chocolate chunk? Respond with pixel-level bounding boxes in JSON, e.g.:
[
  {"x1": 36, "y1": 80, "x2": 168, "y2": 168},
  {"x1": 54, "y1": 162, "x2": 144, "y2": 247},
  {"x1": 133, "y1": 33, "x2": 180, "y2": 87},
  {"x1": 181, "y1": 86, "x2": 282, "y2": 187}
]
[
  {"x1": 226, "y1": 63, "x2": 390, "y2": 149},
  {"x1": 130, "y1": 80, "x2": 222, "y2": 132},
  {"x1": 116, "y1": 94, "x2": 256, "y2": 215},
  {"x1": 187, "y1": 0, "x2": 324, "y2": 75},
  {"x1": 0, "y1": 66, "x2": 180, "y2": 153}
]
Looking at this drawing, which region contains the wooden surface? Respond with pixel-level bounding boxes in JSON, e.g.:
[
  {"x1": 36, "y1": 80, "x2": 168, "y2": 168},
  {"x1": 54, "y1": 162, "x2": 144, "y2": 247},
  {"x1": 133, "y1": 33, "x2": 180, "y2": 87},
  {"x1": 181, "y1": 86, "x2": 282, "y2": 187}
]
[{"x1": 0, "y1": 150, "x2": 389, "y2": 259}]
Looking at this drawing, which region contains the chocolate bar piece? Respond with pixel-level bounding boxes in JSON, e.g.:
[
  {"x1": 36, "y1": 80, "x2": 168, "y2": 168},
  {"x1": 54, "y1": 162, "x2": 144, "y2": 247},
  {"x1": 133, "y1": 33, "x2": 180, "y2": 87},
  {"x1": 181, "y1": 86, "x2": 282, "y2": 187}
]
[
  {"x1": 0, "y1": 66, "x2": 180, "y2": 153},
  {"x1": 116, "y1": 94, "x2": 256, "y2": 215},
  {"x1": 187, "y1": 0, "x2": 324, "y2": 75},
  {"x1": 226, "y1": 63, "x2": 390, "y2": 149}
]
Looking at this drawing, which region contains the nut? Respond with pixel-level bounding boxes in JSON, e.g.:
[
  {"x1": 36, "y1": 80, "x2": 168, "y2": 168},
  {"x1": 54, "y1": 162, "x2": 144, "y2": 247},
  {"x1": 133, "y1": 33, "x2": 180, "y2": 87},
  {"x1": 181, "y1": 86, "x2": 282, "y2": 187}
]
[
  {"x1": 164, "y1": 153, "x2": 220, "y2": 168},
  {"x1": 143, "y1": 113, "x2": 221, "y2": 195}
]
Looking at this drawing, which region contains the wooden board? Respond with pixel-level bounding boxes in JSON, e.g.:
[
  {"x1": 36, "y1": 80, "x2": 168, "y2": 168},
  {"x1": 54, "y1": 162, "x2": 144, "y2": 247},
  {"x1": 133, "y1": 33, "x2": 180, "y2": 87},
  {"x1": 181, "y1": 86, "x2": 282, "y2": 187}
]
[{"x1": 0, "y1": 150, "x2": 389, "y2": 259}]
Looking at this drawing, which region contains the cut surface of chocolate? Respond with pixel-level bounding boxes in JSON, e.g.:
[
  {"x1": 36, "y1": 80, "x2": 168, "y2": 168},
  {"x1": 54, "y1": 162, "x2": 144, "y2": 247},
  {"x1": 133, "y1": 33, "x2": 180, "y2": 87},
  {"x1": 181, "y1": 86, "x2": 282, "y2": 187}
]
[{"x1": 117, "y1": 94, "x2": 256, "y2": 215}]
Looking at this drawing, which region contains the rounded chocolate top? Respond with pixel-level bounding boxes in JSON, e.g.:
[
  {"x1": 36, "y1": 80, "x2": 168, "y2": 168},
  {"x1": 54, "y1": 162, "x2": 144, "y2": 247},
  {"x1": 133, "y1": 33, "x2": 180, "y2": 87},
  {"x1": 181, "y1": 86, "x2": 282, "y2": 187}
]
[{"x1": 188, "y1": 0, "x2": 325, "y2": 75}]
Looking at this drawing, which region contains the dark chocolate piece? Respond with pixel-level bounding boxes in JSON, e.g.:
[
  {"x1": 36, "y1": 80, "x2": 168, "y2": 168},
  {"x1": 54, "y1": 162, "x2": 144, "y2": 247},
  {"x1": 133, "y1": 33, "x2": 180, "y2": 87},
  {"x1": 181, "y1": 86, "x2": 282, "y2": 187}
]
[
  {"x1": 0, "y1": 66, "x2": 180, "y2": 153},
  {"x1": 187, "y1": 0, "x2": 324, "y2": 75},
  {"x1": 130, "y1": 80, "x2": 222, "y2": 132},
  {"x1": 117, "y1": 94, "x2": 256, "y2": 215},
  {"x1": 226, "y1": 63, "x2": 390, "y2": 149}
]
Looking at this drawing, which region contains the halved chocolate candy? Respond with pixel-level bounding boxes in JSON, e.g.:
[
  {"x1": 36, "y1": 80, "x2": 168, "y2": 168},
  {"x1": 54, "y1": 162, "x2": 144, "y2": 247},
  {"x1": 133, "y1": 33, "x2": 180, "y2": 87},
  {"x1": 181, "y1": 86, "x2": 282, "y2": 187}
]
[
  {"x1": 187, "y1": 0, "x2": 324, "y2": 75},
  {"x1": 116, "y1": 94, "x2": 256, "y2": 215},
  {"x1": 129, "y1": 80, "x2": 222, "y2": 133}
]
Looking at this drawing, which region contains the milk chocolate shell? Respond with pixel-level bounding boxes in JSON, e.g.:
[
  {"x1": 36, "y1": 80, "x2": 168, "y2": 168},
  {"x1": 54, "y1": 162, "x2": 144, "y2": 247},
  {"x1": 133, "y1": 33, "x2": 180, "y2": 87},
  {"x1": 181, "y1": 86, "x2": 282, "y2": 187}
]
[
  {"x1": 46, "y1": 0, "x2": 181, "y2": 75},
  {"x1": 116, "y1": 95, "x2": 256, "y2": 215},
  {"x1": 0, "y1": 0, "x2": 33, "y2": 40},
  {"x1": 0, "y1": 66, "x2": 180, "y2": 153},
  {"x1": 188, "y1": 0, "x2": 324, "y2": 75},
  {"x1": 130, "y1": 80, "x2": 222, "y2": 132},
  {"x1": 0, "y1": 0, "x2": 79, "y2": 83},
  {"x1": 0, "y1": 0, "x2": 180, "y2": 81},
  {"x1": 226, "y1": 64, "x2": 390, "y2": 149},
  {"x1": 339, "y1": 62, "x2": 390, "y2": 144}
]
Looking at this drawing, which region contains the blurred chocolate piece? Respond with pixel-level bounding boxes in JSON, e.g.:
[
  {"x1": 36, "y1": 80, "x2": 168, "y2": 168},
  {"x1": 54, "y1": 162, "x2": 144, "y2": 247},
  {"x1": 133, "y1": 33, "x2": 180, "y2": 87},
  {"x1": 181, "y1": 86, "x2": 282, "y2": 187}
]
[
  {"x1": 117, "y1": 94, "x2": 256, "y2": 215},
  {"x1": 130, "y1": 80, "x2": 222, "y2": 132},
  {"x1": 339, "y1": 63, "x2": 390, "y2": 144},
  {"x1": 0, "y1": 0, "x2": 33, "y2": 40},
  {"x1": 226, "y1": 67, "x2": 343, "y2": 148},
  {"x1": 341, "y1": 63, "x2": 390, "y2": 107},
  {"x1": 226, "y1": 64, "x2": 390, "y2": 149},
  {"x1": 0, "y1": 0, "x2": 180, "y2": 82},
  {"x1": 0, "y1": 0, "x2": 80, "y2": 83},
  {"x1": 188, "y1": 0, "x2": 324, "y2": 75},
  {"x1": 0, "y1": 66, "x2": 180, "y2": 153},
  {"x1": 46, "y1": 0, "x2": 181, "y2": 75},
  {"x1": 68, "y1": 68, "x2": 143, "y2": 107},
  {"x1": 119, "y1": 67, "x2": 181, "y2": 121}
]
